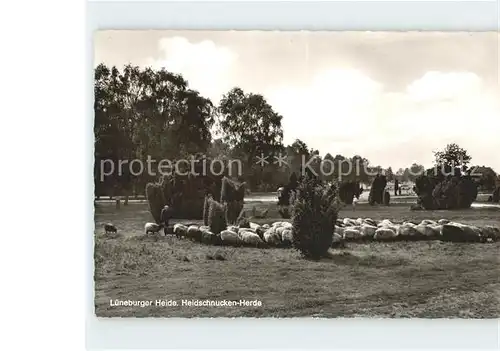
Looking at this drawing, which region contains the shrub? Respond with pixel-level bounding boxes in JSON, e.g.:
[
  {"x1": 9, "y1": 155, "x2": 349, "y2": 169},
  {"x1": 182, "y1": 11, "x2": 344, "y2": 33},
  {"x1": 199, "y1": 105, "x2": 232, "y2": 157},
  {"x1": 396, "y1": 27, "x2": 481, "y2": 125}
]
[
  {"x1": 492, "y1": 187, "x2": 500, "y2": 203},
  {"x1": 368, "y1": 174, "x2": 387, "y2": 205},
  {"x1": 220, "y1": 177, "x2": 245, "y2": 224},
  {"x1": 291, "y1": 174, "x2": 340, "y2": 260},
  {"x1": 145, "y1": 161, "x2": 223, "y2": 220},
  {"x1": 383, "y1": 191, "x2": 390, "y2": 206},
  {"x1": 414, "y1": 166, "x2": 478, "y2": 210},
  {"x1": 338, "y1": 180, "x2": 363, "y2": 205},
  {"x1": 145, "y1": 182, "x2": 165, "y2": 224},
  {"x1": 203, "y1": 195, "x2": 211, "y2": 226},
  {"x1": 207, "y1": 197, "x2": 227, "y2": 234}
]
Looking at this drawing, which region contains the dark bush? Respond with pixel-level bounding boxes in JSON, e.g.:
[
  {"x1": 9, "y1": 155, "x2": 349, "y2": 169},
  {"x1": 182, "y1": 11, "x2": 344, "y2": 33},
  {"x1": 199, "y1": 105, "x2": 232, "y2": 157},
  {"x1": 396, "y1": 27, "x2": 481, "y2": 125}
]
[
  {"x1": 291, "y1": 174, "x2": 340, "y2": 260},
  {"x1": 145, "y1": 182, "x2": 165, "y2": 224},
  {"x1": 220, "y1": 177, "x2": 245, "y2": 224},
  {"x1": 368, "y1": 174, "x2": 387, "y2": 205},
  {"x1": 413, "y1": 166, "x2": 478, "y2": 210},
  {"x1": 338, "y1": 181, "x2": 363, "y2": 204},
  {"x1": 492, "y1": 187, "x2": 500, "y2": 203},
  {"x1": 207, "y1": 197, "x2": 227, "y2": 234},
  {"x1": 383, "y1": 191, "x2": 390, "y2": 206},
  {"x1": 145, "y1": 159, "x2": 223, "y2": 220}
]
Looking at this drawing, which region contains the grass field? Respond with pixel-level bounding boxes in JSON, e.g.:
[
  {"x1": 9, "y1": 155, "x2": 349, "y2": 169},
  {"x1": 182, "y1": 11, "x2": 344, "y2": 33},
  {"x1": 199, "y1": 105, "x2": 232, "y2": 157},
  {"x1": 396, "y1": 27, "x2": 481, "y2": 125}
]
[{"x1": 94, "y1": 199, "x2": 500, "y2": 318}]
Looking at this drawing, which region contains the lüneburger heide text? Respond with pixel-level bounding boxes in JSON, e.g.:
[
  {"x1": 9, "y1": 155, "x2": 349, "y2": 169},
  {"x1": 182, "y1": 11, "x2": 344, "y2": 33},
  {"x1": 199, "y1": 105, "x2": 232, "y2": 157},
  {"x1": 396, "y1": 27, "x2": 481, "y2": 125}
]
[{"x1": 109, "y1": 299, "x2": 262, "y2": 307}]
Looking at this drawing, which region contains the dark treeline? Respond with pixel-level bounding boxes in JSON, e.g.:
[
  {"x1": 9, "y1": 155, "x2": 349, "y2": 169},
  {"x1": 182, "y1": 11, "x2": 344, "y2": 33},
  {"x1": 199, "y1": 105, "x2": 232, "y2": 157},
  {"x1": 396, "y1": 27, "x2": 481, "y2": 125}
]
[{"x1": 94, "y1": 64, "x2": 498, "y2": 198}]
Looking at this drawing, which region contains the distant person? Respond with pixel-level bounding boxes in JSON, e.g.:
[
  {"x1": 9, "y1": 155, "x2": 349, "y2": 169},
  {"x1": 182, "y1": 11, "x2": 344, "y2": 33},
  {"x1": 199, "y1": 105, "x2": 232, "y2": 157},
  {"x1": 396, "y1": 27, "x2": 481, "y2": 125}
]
[{"x1": 352, "y1": 196, "x2": 359, "y2": 211}]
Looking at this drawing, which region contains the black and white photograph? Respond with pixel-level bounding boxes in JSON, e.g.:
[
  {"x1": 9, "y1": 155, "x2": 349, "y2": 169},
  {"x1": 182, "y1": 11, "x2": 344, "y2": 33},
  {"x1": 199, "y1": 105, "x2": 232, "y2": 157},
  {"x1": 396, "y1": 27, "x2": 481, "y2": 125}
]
[{"x1": 93, "y1": 30, "x2": 500, "y2": 318}]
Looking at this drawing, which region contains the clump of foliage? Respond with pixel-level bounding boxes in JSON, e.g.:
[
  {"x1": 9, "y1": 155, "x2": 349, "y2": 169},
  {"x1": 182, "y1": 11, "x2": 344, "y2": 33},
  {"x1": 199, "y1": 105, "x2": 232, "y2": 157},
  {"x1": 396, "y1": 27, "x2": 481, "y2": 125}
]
[
  {"x1": 206, "y1": 197, "x2": 227, "y2": 234},
  {"x1": 220, "y1": 176, "x2": 246, "y2": 224},
  {"x1": 338, "y1": 180, "x2": 363, "y2": 205},
  {"x1": 145, "y1": 182, "x2": 165, "y2": 224},
  {"x1": 145, "y1": 158, "x2": 223, "y2": 221},
  {"x1": 413, "y1": 144, "x2": 479, "y2": 210},
  {"x1": 277, "y1": 172, "x2": 300, "y2": 218},
  {"x1": 368, "y1": 174, "x2": 387, "y2": 205},
  {"x1": 291, "y1": 174, "x2": 340, "y2": 260},
  {"x1": 414, "y1": 166, "x2": 478, "y2": 210}
]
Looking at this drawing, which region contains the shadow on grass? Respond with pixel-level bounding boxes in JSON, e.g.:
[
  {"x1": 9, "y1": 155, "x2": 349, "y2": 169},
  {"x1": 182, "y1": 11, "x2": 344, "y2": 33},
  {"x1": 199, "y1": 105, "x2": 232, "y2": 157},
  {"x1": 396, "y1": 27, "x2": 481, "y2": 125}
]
[{"x1": 322, "y1": 250, "x2": 410, "y2": 268}]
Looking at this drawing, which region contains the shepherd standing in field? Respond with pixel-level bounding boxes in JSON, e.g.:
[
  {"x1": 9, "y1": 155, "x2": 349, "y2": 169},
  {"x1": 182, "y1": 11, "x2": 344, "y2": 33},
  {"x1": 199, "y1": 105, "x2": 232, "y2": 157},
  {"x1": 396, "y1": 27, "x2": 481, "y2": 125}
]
[{"x1": 352, "y1": 196, "x2": 359, "y2": 211}]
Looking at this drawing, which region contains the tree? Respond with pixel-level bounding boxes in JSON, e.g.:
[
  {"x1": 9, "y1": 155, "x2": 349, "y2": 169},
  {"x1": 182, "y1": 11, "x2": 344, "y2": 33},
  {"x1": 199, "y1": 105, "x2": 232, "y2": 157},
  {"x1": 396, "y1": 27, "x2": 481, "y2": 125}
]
[
  {"x1": 433, "y1": 143, "x2": 472, "y2": 170},
  {"x1": 94, "y1": 64, "x2": 216, "y2": 200},
  {"x1": 218, "y1": 87, "x2": 284, "y2": 189},
  {"x1": 472, "y1": 166, "x2": 497, "y2": 191},
  {"x1": 292, "y1": 174, "x2": 340, "y2": 260},
  {"x1": 408, "y1": 163, "x2": 425, "y2": 182}
]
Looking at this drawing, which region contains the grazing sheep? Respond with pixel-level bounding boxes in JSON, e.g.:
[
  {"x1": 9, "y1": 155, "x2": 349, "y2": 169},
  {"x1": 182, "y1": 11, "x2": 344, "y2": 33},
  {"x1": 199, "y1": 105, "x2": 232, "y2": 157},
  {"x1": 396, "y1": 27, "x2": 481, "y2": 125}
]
[
  {"x1": 275, "y1": 226, "x2": 286, "y2": 239},
  {"x1": 440, "y1": 223, "x2": 482, "y2": 243},
  {"x1": 481, "y1": 226, "x2": 500, "y2": 241},
  {"x1": 144, "y1": 222, "x2": 162, "y2": 235},
  {"x1": 415, "y1": 224, "x2": 437, "y2": 239},
  {"x1": 104, "y1": 223, "x2": 117, "y2": 234},
  {"x1": 420, "y1": 219, "x2": 437, "y2": 226},
  {"x1": 336, "y1": 219, "x2": 344, "y2": 227},
  {"x1": 355, "y1": 218, "x2": 363, "y2": 225},
  {"x1": 331, "y1": 232, "x2": 345, "y2": 248},
  {"x1": 249, "y1": 222, "x2": 261, "y2": 230},
  {"x1": 281, "y1": 229, "x2": 294, "y2": 246},
  {"x1": 201, "y1": 230, "x2": 221, "y2": 245},
  {"x1": 343, "y1": 218, "x2": 357, "y2": 227},
  {"x1": 343, "y1": 228, "x2": 363, "y2": 241},
  {"x1": 227, "y1": 225, "x2": 239, "y2": 233},
  {"x1": 262, "y1": 224, "x2": 270, "y2": 230},
  {"x1": 334, "y1": 226, "x2": 345, "y2": 237},
  {"x1": 397, "y1": 224, "x2": 422, "y2": 240},
  {"x1": 438, "y1": 219, "x2": 450, "y2": 225},
  {"x1": 187, "y1": 225, "x2": 202, "y2": 242},
  {"x1": 173, "y1": 223, "x2": 188, "y2": 238},
  {"x1": 360, "y1": 224, "x2": 377, "y2": 239},
  {"x1": 263, "y1": 227, "x2": 281, "y2": 246},
  {"x1": 430, "y1": 225, "x2": 443, "y2": 237},
  {"x1": 200, "y1": 225, "x2": 210, "y2": 232},
  {"x1": 239, "y1": 231, "x2": 265, "y2": 247},
  {"x1": 374, "y1": 228, "x2": 398, "y2": 241},
  {"x1": 378, "y1": 219, "x2": 394, "y2": 228},
  {"x1": 220, "y1": 229, "x2": 241, "y2": 246},
  {"x1": 363, "y1": 218, "x2": 377, "y2": 227}
]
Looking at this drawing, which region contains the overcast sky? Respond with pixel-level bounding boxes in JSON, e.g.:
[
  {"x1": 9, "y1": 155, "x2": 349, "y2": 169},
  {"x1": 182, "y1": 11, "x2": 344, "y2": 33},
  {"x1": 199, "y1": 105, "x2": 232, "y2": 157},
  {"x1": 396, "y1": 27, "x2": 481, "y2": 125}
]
[{"x1": 94, "y1": 30, "x2": 500, "y2": 172}]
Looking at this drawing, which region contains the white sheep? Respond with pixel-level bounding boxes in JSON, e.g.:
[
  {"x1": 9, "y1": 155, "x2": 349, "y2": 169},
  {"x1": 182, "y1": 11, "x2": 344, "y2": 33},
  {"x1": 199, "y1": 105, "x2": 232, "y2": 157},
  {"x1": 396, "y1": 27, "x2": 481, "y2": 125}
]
[
  {"x1": 144, "y1": 222, "x2": 162, "y2": 235},
  {"x1": 239, "y1": 231, "x2": 264, "y2": 247},
  {"x1": 360, "y1": 224, "x2": 377, "y2": 238},
  {"x1": 173, "y1": 223, "x2": 188, "y2": 238},
  {"x1": 343, "y1": 228, "x2": 363, "y2": 241},
  {"x1": 415, "y1": 224, "x2": 436, "y2": 238},
  {"x1": 220, "y1": 229, "x2": 241, "y2": 246},
  {"x1": 263, "y1": 227, "x2": 281, "y2": 246},
  {"x1": 374, "y1": 228, "x2": 398, "y2": 241},
  {"x1": 281, "y1": 229, "x2": 294, "y2": 245},
  {"x1": 104, "y1": 223, "x2": 117, "y2": 234}
]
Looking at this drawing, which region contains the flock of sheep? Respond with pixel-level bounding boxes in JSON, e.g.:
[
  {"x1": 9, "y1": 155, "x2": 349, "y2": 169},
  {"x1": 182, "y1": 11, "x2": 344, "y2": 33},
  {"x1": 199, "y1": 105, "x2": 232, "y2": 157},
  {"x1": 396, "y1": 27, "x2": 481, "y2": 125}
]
[
  {"x1": 103, "y1": 217, "x2": 500, "y2": 248},
  {"x1": 334, "y1": 217, "x2": 500, "y2": 243}
]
